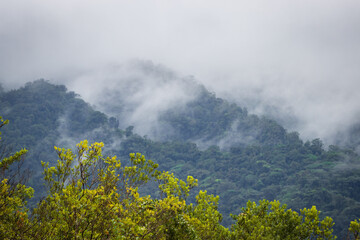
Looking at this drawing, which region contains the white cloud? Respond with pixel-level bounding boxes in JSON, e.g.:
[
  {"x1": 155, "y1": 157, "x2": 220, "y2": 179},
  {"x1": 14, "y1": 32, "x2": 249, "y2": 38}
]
[{"x1": 1, "y1": 0, "x2": 359, "y2": 144}]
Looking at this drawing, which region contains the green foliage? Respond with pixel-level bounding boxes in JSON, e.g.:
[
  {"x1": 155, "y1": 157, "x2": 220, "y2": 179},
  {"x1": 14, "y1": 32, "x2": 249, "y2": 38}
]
[
  {"x1": 187, "y1": 190, "x2": 231, "y2": 239},
  {"x1": 231, "y1": 200, "x2": 335, "y2": 240},
  {"x1": 119, "y1": 131, "x2": 360, "y2": 235},
  {"x1": 0, "y1": 117, "x2": 33, "y2": 239},
  {"x1": 349, "y1": 219, "x2": 360, "y2": 239},
  {"x1": 29, "y1": 140, "x2": 227, "y2": 239},
  {"x1": 0, "y1": 116, "x2": 353, "y2": 239},
  {"x1": 0, "y1": 80, "x2": 121, "y2": 199},
  {"x1": 2, "y1": 80, "x2": 360, "y2": 237}
]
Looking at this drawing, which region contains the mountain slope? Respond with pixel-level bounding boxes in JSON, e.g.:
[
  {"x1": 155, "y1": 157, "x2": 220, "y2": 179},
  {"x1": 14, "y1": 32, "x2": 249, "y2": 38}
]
[{"x1": 1, "y1": 79, "x2": 360, "y2": 236}]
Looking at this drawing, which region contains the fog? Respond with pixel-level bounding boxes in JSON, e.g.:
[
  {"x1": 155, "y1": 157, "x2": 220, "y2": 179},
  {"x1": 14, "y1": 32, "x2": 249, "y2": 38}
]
[
  {"x1": 68, "y1": 61, "x2": 201, "y2": 139},
  {"x1": 1, "y1": 0, "x2": 360, "y2": 144}
]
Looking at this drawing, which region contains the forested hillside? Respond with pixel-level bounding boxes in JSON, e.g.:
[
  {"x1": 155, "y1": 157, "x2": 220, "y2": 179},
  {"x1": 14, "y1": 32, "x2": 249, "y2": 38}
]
[{"x1": 1, "y1": 79, "x2": 360, "y2": 237}]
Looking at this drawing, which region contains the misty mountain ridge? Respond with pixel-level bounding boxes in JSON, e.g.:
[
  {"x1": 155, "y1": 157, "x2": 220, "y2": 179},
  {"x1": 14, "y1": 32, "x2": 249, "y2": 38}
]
[
  {"x1": 1, "y1": 60, "x2": 360, "y2": 151},
  {"x1": 0, "y1": 75, "x2": 288, "y2": 150},
  {"x1": 1, "y1": 70, "x2": 360, "y2": 235},
  {"x1": 2, "y1": 1, "x2": 360, "y2": 237},
  {"x1": 58, "y1": 61, "x2": 359, "y2": 152}
]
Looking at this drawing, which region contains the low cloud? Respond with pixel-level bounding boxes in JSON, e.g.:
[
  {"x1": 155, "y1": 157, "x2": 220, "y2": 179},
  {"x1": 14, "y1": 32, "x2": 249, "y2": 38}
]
[
  {"x1": 1, "y1": 0, "x2": 359, "y2": 145},
  {"x1": 66, "y1": 61, "x2": 201, "y2": 139}
]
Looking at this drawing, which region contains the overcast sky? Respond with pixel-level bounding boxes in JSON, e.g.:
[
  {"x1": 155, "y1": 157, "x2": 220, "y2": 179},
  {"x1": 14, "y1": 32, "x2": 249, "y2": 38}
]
[{"x1": 1, "y1": 0, "x2": 360, "y2": 144}]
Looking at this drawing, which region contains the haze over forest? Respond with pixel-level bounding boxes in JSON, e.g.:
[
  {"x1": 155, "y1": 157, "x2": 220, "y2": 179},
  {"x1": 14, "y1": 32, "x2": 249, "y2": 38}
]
[
  {"x1": 1, "y1": 0, "x2": 360, "y2": 145},
  {"x1": 2, "y1": 2, "x2": 360, "y2": 237}
]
